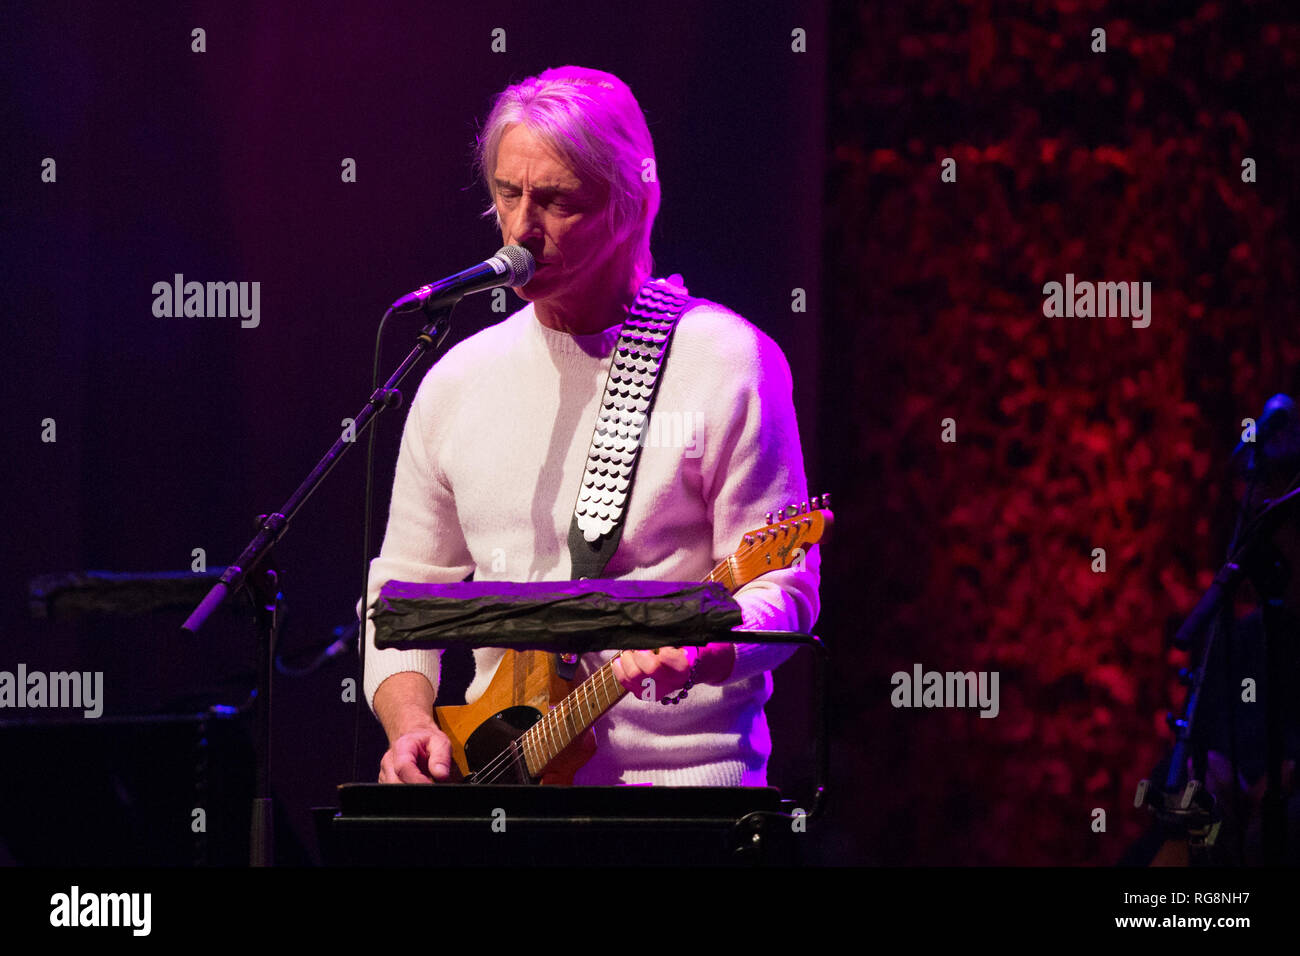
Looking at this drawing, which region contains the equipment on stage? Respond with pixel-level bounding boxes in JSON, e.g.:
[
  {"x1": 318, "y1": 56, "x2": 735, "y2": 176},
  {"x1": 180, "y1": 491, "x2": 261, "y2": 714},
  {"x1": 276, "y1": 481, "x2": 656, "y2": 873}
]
[
  {"x1": 399, "y1": 503, "x2": 832, "y2": 783},
  {"x1": 0, "y1": 710, "x2": 256, "y2": 866},
  {"x1": 318, "y1": 782, "x2": 802, "y2": 866},
  {"x1": 1137, "y1": 393, "x2": 1300, "y2": 865},
  {"x1": 343, "y1": 511, "x2": 830, "y2": 865}
]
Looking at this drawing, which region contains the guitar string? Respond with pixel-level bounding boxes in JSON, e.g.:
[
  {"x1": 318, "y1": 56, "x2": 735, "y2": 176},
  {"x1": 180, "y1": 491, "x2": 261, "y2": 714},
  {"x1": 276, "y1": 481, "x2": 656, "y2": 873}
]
[
  {"x1": 476, "y1": 691, "x2": 559, "y2": 784},
  {"x1": 472, "y1": 651, "x2": 652, "y2": 784},
  {"x1": 466, "y1": 658, "x2": 618, "y2": 783},
  {"x1": 469, "y1": 590, "x2": 722, "y2": 784},
  {"x1": 468, "y1": 664, "x2": 599, "y2": 784},
  {"x1": 484, "y1": 731, "x2": 531, "y2": 785},
  {"x1": 471, "y1": 662, "x2": 617, "y2": 784}
]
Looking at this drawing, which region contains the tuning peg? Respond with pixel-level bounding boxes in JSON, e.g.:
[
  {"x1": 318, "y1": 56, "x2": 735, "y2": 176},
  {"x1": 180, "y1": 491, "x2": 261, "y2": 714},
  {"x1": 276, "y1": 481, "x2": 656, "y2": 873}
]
[
  {"x1": 765, "y1": 511, "x2": 773, "y2": 525},
  {"x1": 743, "y1": 534, "x2": 755, "y2": 545},
  {"x1": 777, "y1": 508, "x2": 785, "y2": 521},
  {"x1": 811, "y1": 495, "x2": 821, "y2": 509},
  {"x1": 787, "y1": 502, "x2": 797, "y2": 517},
  {"x1": 801, "y1": 500, "x2": 808, "y2": 514},
  {"x1": 822, "y1": 492, "x2": 831, "y2": 509}
]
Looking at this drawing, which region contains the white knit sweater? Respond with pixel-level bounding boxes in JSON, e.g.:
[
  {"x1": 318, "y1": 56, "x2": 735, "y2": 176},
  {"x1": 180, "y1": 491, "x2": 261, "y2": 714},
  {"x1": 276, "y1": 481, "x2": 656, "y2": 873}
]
[{"x1": 363, "y1": 291, "x2": 820, "y2": 786}]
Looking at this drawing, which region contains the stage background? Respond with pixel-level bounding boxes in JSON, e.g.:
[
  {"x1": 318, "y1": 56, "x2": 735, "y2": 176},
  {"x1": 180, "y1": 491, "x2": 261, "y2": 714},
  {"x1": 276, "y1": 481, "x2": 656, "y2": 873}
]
[
  {"x1": 826, "y1": 0, "x2": 1300, "y2": 863},
  {"x1": 1, "y1": 0, "x2": 828, "y2": 863},
  {"x1": 5, "y1": 0, "x2": 1300, "y2": 867}
]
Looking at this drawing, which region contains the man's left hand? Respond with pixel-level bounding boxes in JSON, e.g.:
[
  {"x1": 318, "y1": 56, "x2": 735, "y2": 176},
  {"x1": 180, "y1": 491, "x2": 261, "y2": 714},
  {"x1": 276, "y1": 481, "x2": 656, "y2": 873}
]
[{"x1": 610, "y1": 642, "x2": 735, "y2": 700}]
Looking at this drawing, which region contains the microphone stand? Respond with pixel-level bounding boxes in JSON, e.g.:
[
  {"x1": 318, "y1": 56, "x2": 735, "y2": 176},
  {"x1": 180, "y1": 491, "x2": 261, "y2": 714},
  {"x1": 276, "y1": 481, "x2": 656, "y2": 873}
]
[
  {"x1": 181, "y1": 304, "x2": 456, "y2": 866},
  {"x1": 1152, "y1": 483, "x2": 1300, "y2": 864},
  {"x1": 1135, "y1": 601, "x2": 1226, "y2": 864}
]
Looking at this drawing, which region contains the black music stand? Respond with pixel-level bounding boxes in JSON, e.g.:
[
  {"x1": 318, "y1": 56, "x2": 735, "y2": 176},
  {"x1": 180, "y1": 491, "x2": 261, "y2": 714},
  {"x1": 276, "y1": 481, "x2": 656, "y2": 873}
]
[{"x1": 319, "y1": 580, "x2": 827, "y2": 866}]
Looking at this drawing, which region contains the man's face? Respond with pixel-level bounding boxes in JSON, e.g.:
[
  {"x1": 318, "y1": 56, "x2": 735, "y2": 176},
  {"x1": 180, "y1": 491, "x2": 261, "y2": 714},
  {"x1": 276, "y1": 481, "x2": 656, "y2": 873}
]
[{"x1": 492, "y1": 123, "x2": 615, "y2": 303}]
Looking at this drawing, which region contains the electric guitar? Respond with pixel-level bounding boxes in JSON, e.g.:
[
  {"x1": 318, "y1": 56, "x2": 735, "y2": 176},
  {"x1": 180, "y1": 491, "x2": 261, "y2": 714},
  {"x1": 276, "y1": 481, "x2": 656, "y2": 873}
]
[{"x1": 433, "y1": 496, "x2": 833, "y2": 785}]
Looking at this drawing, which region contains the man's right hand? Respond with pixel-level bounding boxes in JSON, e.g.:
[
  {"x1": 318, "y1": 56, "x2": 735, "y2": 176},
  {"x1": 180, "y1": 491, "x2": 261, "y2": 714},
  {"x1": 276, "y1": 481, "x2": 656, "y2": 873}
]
[
  {"x1": 379, "y1": 724, "x2": 454, "y2": 783},
  {"x1": 373, "y1": 671, "x2": 451, "y2": 783}
]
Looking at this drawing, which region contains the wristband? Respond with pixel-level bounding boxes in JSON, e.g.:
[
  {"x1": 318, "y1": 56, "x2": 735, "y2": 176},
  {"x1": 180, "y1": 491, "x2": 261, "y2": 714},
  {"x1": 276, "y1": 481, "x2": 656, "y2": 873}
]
[{"x1": 658, "y1": 646, "x2": 701, "y2": 705}]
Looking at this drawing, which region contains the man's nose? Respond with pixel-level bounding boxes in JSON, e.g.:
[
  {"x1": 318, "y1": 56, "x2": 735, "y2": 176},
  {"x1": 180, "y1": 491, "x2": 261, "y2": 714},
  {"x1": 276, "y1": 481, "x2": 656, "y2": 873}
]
[{"x1": 509, "y1": 196, "x2": 544, "y2": 246}]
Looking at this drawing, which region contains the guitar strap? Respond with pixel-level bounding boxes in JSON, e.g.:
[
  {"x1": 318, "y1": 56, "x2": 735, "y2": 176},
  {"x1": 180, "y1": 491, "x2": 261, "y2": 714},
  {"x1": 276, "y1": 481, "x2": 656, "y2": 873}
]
[{"x1": 561, "y1": 275, "x2": 696, "y2": 681}]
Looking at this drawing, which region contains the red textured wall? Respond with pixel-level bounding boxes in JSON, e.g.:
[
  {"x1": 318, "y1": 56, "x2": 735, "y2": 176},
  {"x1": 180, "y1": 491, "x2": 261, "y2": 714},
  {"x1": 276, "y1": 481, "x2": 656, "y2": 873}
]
[{"x1": 823, "y1": 0, "x2": 1300, "y2": 863}]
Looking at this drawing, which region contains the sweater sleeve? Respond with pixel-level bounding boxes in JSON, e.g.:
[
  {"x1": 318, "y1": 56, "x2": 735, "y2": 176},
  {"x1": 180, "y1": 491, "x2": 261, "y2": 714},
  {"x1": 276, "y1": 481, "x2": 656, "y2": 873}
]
[
  {"x1": 687, "y1": 308, "x2": 822, "y2": 683},
  {"x1": 359, "y1": 367, "x2": 476, "y2": 713}
]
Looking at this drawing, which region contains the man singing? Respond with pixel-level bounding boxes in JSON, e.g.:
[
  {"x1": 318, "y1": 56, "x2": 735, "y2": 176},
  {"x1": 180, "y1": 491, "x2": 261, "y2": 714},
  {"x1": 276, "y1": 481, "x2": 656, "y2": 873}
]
[{"x1": 364, "y1": 65, "x2": 819, "y2": 786}]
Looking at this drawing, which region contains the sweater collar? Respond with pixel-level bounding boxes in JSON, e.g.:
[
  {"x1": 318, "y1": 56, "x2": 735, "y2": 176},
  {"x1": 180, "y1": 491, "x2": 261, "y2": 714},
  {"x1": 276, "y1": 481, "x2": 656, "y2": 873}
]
[{"x1": 524, "y1": 303, "x2": 624, "y2": 358}]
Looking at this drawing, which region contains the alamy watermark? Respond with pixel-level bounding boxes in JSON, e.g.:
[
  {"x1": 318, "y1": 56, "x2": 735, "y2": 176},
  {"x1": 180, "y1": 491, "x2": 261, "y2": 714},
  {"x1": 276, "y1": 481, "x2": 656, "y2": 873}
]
[
  {"x1": 0, "y1": 664, "x2": 103, "y2": 718},
  {"x1": 890, "y1": 663, "x2": 999, "y2": 718},
  {"x1": 1041, "y1": 273, "x2": 1152, "y2": 329},
  {"x1": 50, "y1": 886, "x2": 150, "y2": 935},
  {"x1": 152, "y1": 274, "x2": 260, "y2": 328},
  {"x1": 598, "y1": 408, "x2": 704, "y2": 459}
]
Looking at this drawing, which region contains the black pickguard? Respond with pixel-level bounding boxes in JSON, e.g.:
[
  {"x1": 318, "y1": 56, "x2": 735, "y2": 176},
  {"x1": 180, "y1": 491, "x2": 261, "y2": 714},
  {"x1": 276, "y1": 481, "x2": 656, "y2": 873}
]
[{"x1": 464, "y1": 706, "x2": 543, "y2": 784}]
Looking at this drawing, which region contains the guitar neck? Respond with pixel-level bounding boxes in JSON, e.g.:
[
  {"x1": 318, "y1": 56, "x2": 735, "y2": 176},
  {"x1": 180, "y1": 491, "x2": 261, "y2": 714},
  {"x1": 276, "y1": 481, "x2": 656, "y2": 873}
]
[{"x1": 518, "y1": 559, "x2": 734, "y2": 777}]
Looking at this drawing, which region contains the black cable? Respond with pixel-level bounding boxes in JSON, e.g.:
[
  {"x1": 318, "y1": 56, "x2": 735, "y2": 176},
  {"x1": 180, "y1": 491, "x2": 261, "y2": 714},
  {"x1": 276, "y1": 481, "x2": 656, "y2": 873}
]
[
  {"x1": 275, "y1": 621, "x2": 357, "y2": 678},
  {"x1": 352, "y1": 307, "x2": 397, "y2": 785}
]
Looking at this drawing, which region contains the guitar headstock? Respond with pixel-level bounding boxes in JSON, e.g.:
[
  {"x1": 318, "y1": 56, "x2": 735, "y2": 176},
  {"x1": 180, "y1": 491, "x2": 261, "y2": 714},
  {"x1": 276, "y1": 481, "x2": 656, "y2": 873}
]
[{"x1": 730, "y1": 493, "x2": 833, "y2": 588}]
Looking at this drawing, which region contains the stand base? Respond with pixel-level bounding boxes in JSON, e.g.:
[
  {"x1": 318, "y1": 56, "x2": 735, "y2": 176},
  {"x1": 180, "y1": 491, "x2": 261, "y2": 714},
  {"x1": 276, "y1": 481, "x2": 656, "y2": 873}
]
[{"x1": 317, "y1": 784, "x2": 802, "y2": 866}]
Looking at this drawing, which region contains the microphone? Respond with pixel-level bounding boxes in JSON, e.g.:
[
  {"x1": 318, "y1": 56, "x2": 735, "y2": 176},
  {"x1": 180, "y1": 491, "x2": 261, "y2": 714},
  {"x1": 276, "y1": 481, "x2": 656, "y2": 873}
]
[
  {"x1": 389, "y1": 245, "x2": 536, "y2": 314},
  {"x1": 1234, "y1": 393, "x2": 1298, "y2": 479}
]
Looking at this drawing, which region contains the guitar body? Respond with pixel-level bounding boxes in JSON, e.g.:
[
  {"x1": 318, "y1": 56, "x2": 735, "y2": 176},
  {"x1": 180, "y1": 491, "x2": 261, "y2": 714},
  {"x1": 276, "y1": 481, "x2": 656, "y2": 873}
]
[{"x1": 434, "y1": 649, "x2": 596, "y2": 785}]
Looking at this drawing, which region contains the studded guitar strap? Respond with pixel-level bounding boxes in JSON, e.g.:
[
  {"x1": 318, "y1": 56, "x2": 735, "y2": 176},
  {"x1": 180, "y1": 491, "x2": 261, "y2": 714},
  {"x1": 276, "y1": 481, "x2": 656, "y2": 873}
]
[{"x1": 566, "y1": 274, "x2": 696, "y2": 584}]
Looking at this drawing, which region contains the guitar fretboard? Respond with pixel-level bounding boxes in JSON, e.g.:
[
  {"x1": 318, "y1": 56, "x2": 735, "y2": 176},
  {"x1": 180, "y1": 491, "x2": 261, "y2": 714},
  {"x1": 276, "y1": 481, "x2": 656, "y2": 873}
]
[{"x1": 517, "y1": 560, "x2": 735, "y2": 776}]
